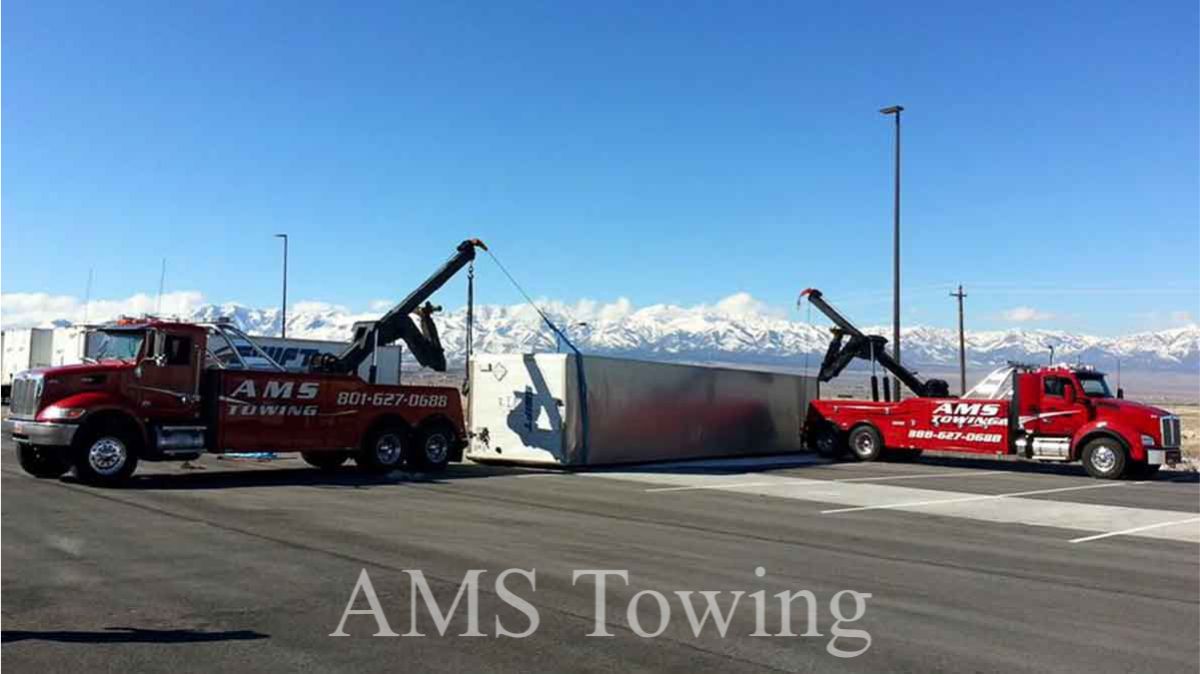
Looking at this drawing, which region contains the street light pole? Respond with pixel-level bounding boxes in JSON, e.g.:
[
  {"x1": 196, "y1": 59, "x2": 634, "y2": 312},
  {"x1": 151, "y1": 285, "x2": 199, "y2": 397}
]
[
  {"x1": 275, "y1": 234, "x2": 288, "y2": 338},
  {"x1": 880, "y1": 105, "x2": 904, "y2": 400}
]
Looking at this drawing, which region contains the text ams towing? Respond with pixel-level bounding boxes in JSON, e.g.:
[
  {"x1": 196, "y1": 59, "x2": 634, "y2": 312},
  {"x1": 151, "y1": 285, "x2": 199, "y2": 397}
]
[
  {"x1": 800, "y1": 289, "x2": 1182, "y2": 479},
  {"x1": 9, "y1": 239, "x2": 487, "y2": 486}
]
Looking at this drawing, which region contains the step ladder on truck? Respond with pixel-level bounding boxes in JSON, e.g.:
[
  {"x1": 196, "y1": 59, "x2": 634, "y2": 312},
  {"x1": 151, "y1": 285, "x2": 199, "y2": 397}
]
[{"x1": 798, "y1": 289, "x2": 1182, "y2": 479}]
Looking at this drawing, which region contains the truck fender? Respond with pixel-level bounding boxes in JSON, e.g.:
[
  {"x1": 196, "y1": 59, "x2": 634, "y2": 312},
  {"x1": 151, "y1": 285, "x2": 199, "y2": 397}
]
[
  {"x1": 73, "y1": 408, "x2": 150, "y2": 456},
  {"x1": 38, "y1": 391, "x2": 149, "y2": 450},
  {"x1": 1072, "y1": 422, "x2": 1141, "y2": 462}
]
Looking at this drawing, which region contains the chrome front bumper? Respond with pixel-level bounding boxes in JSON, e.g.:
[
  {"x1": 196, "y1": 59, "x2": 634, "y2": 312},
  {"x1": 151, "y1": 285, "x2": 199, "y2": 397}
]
[
  {"x1": 1145, "y1": 448, "x2": 1182, "y2": 466},
  {"x1": 10, "y1": 420, "x2": 79, "y2": 447}
]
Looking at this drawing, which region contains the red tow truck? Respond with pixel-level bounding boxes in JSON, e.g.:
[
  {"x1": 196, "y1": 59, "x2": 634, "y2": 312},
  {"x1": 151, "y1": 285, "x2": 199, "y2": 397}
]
[
  {"x1": 10, "y1": 239, "x2": 486, "y2": 486},
  {"x1": 800, "y1": 289, "x2": 1183, "y2": 479}
]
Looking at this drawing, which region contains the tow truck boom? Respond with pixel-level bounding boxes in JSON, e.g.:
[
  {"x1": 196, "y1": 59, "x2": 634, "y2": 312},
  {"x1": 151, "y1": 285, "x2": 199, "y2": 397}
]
[
  {"x1": 800, "y1": 288, "x2": 949, "y2": 398},
  {"x1": 313, "y1": 239, "x2": 487, "y2": 375}
]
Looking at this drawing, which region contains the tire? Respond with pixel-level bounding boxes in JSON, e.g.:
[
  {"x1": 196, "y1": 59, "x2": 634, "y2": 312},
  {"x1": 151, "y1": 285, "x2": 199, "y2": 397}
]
[
  {"x1": 847, "y1": 425, "x2": 884, "y2": 462},
  {"x1": 302, "y1": 452, "x2": 349, "y2": 471},
  {"x1": 73, "y1": 427, "x2": 139, "y2": 486},
  {"x1": 1081, "y1": 438, "x2": 1127, "y2": 480},
  {"x1": 412, "y1": 423, "x2": 456, "y2": 472},
  {"x1": 357, "y1": 426, "x2": 407, "y2": 474},
  {"x1": 812, "y1": 425, "x2": 846, "y2": 459},
  {"x1": 17, "y1": 444, "x2": 70, "y2": 479}
]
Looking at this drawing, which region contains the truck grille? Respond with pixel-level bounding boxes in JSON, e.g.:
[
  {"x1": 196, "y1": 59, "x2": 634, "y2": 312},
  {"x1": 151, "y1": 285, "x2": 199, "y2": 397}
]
[
  {"x1": 9, "y1": 375, "x2": 43, "y2": 419},
  {"x1": 1160, "y1": 416, "x2": 1181, "y2": 448}
]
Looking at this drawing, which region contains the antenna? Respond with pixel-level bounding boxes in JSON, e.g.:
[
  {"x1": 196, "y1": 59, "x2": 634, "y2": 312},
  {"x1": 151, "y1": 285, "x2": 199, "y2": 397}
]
[{"x1": 155, "y1": 258, "x2": 167, "y2": 314}]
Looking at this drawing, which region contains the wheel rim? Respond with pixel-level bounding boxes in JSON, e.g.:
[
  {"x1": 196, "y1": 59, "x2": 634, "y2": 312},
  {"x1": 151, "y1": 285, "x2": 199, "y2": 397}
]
[
  {"x1": 1091, "y1": 444, "x2": 1118, "y2": 473},
  {"x1": 424, "y1": 433, "x2": 449, "y2": 464},
  {"x1": 816, "y1": 431, "x2": 836, "y2": 454},
  {"x1": 88, "y1": 437, "x2": 127, "y2": 476},
  {"x1": 375, "y1": 433, "x2": 403, "y2": 466},
  {"x1": 853, "y1": 433, "x2": 874, "y2": 456}
]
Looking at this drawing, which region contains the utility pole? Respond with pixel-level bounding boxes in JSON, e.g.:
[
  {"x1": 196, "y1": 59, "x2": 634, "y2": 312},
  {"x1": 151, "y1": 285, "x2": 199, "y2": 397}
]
[
  {"x1": 880, "y1": 105, "x2": 904, "y2": 400},
  {"x1": 275, "y1": 234, "x2": 289, "y2": 338},
  {"x1": 950, "y1": 284, "x2": 967, "y2": 395}
]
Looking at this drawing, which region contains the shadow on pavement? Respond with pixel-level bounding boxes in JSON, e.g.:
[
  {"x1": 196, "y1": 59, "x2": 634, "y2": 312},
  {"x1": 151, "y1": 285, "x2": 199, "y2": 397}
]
[
  {"x1": 59, "y1": 462, "x2": 554, "y2": 491},
  {"x1": 1, "y1": 627, "x2": 268, "y2": 644}
]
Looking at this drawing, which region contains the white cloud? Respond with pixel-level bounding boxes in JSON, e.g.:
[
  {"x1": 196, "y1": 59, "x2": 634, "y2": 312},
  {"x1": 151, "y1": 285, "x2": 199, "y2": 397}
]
[
  {"x1": 712, "y1": 292, "x2": 784, "y2": 318},
  {"x1": 1002, "y1": 306, "x2": 1054, "y2": 322},
  {"x1": 1, "y1": 291, "x2": 206, "y2": 329}
]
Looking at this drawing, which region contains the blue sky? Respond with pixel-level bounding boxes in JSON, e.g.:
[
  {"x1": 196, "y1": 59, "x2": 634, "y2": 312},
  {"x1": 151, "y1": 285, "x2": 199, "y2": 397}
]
[{"x1": 3, "y1": 0, "x2": 1197, "y2": 334}]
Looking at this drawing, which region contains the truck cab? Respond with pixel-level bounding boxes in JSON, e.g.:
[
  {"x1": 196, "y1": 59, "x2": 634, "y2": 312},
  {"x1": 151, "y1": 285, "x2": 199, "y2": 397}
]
[
  {"x1": 9, "y1": 319, "x2": 277, "y2": 482},
  {"x1": 1010, "y1": 366, "x2": 1181, "y2": 478}
]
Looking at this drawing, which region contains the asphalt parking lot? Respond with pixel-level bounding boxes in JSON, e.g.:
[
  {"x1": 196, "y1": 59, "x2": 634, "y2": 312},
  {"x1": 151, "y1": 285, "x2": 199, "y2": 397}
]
[{"x1": 3, "y1": 434, "x2": 1197, "y2": 673}]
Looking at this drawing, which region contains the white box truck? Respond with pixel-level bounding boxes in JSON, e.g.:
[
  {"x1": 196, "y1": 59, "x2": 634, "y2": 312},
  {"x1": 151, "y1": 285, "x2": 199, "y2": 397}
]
[{"x1": 2, "y1": 329, "x2": 55, "y2": 402}]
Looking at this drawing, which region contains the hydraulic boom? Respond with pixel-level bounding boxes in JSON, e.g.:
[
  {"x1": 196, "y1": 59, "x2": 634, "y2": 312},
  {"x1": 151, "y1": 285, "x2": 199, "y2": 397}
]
[
  {"x1": 312, "y1": 239, "x2": 487, "y2": 375},
  {"x1": 800, "y1": 288, "x2": 949, "y2": 398}
]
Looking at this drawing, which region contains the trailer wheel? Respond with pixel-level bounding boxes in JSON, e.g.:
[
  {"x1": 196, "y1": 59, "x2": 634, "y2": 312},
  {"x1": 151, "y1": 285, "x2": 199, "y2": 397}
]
[
  {"x1": 847, "y1": 425, "x2": 884, "y2": 462},
  {"x1": 73, "y1": 427, "x2": 139, "y2": 486},
  {"x1": 413, "y1": 423, "x2": 455, "y2": 472},
  {"x1": 358, "y1": 427, "x2": 407, "y2": 474},
  {"x1": 17, "y1": 444, "x2": 70, "y2": 479},
  {"x1": 812, "y1": 425, "x2": 846, "y2": 459},
  {"x1": 1081, "y1": 438, "x2": 1127, "y2": 480},
  {"x1": 302, "y1": 452, "x2": 349, "y2": 471}
]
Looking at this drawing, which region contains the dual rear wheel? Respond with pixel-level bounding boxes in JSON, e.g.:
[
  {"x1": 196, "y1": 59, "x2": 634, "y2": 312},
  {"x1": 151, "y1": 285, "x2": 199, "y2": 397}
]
[{"x1": 354, "y1": 423, "x2": 455, "y2": 474}]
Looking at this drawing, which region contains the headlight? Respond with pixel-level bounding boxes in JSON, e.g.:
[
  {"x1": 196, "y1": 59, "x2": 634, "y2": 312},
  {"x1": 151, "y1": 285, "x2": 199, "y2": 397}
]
[
  {"x1": 41, "y1": 406, "x2": 86, "y2": 421},
  {"x1": 1140, "y1": 434, "x2": 1157, "y2": 448}
]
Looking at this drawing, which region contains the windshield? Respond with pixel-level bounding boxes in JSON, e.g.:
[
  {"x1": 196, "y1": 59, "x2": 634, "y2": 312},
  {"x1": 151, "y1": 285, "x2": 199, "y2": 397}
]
[
  {"x1": 86, "y1": 330, "x2": 145, "y2": 361},
  {"x1": 1077, "y1": 374, "x2": 1113, "y2": 398}
]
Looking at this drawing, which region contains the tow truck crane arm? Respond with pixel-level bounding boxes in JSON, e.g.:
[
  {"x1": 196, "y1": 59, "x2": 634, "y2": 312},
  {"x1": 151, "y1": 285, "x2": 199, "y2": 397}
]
[
  {"x1": 800, "y1": 288, "x2": 950, "y2": 398},
  {"x1": 312, "y1": 239, "x2": 487, "y2": 375}
]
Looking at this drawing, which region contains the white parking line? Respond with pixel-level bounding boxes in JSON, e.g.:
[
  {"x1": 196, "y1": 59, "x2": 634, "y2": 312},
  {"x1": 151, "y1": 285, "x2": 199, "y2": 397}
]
[
  {"x1": 646, "y1": 470, "x2": 1008, "y2": 493},
  {"x1": 1069, "y1": 516, "x2": 1200, "y2": 543},
  {"x1": 821, "y1": 482, "x2": 1134, "y2": 514}
]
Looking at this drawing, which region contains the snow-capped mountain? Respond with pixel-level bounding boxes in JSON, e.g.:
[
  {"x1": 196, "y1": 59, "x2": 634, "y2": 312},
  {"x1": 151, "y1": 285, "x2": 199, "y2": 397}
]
[{"x1": 172, "y1": 301, "x2": 1198, "y2": 373}]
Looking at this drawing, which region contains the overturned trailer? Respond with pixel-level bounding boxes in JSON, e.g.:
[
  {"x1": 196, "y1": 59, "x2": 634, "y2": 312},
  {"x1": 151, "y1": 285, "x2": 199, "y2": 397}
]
[{"x1": 467, "y1": 353, "x2": 818, "y2": 466}]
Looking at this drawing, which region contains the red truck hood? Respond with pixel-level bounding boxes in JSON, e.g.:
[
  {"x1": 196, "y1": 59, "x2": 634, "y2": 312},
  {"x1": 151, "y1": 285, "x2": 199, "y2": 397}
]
[
  {"x1": 28, "y1": 361, "x2": 136, "y2": 378},
  {"x1": 1094, "y1": 398, "x2": 1172, "y2": 418}
]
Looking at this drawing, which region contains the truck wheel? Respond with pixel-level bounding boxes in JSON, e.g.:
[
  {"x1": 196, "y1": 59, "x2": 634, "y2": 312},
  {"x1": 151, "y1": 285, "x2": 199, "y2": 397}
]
[
  {"x1": 412, "y1": 424, "x2": 455, "y2": 472},
  {"x1": 17, "y1": 444, "x2": 70, "y2": 479},
  {"x1": 357, "y1": 427, "x2": 407, "y2": 474},
  {"x1": 848, "y1": 425, "x2": 884, "y2": 462},
  {"x1": 812, "y1": 425, "x2": 846, "y2": 459},
  {"x1": 73, "y1": 428, "x2": 139, "y2": 486},
  {"x1": 1081, "y1": 438, "x2": 1127, "y2": 479},
  {"x1": 302, "y1": 452, "x2": 349, "y2": 471}
]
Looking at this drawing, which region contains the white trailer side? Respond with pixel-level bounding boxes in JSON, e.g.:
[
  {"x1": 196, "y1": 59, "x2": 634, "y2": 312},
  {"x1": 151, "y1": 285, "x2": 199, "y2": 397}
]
[{"x1": 468, "y1": 353, "x2": 818, "y2": 466}]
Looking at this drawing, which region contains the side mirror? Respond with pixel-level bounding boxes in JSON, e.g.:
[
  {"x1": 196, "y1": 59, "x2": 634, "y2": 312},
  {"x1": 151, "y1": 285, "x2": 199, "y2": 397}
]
[
  {"x1": 1117, "y1": 387, "x2": 1125, "y2": 399},
  {"x1": 1062, "y1": 385, "x2": 1076, "y2": 403}
]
